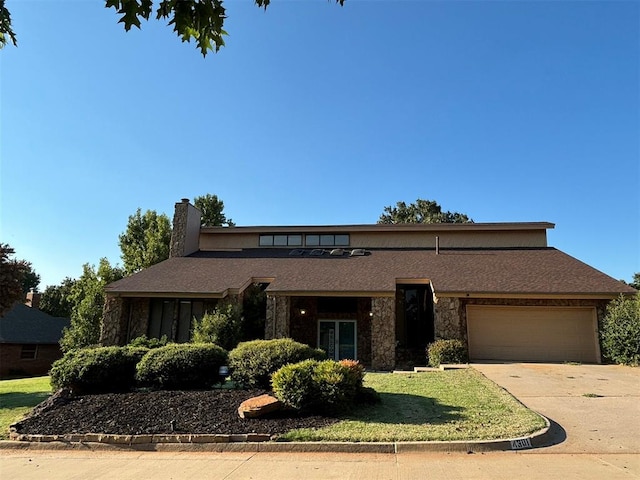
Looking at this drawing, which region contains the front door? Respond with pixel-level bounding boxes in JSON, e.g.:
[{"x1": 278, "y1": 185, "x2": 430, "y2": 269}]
[{"x1": 318, "y1": 320, "x2": 357, "y2": 360}]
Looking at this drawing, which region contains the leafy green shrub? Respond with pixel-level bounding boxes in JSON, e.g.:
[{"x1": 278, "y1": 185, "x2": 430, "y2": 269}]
[
  {"x1": 271, "y1": 359, "x2": 363, "y2": 413},
  {"x1": 271, "y1": 359, "x2": 318, "y2": 411},
  {"x1": 135, "y1": 343, "x2": 228, "y2": 390},
  {"x1": 228, "y1": 338, "x2": 326, "y2": 389},
  {"x1": 427, "y1": 339, "x2": 469, "y2": 367},
  {"x1": 600, "y1": 294, "x2": 640, "y2": 365},
  {"x1": 191, "y1": 303, "x2": 242, "y2": 350},
  {"x1": 50, "y1": 345, "x2": 148, "y2": 393},
  {"x1": 128, "y1": 334, "x2": 168, "y2": 349},
  {"x1": 338, "y1": 359, "x2": 365, "y2": 389}
]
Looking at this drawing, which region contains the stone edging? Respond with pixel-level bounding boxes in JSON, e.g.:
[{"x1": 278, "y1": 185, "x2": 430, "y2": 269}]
[{"x1": 2, "y1": 414, "x2": 552, "y2": 453}]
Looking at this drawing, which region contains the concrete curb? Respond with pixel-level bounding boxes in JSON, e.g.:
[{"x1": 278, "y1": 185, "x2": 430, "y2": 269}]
[{"x1": 1, "y1": 414, "x2": 552, "y2": 453}]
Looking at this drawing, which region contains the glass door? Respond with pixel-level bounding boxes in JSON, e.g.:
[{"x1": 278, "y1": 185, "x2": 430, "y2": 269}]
[{"x1": 318, "y1": 320, "x2": 357, "y2": 360}]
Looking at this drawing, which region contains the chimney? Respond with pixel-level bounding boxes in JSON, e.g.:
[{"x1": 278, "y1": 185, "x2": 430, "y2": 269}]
[
  {"x1": 25, "y1": 290, "x2": 41, "y2": 309},
  {"x1": 170, "y1": 198, "x2": 202, "y2": 257}
]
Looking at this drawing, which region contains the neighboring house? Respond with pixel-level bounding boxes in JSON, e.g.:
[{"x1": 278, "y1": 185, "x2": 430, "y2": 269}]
[
  {"x1": 101, "y1": 199, "x2": 636, "y2": 369},
  {"x1": 0, "y1": 297, "x2": 70, "y2": 378}
]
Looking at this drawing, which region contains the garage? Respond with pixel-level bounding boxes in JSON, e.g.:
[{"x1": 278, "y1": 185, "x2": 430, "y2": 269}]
[{"x1": 466, "y1": 305, "x2": 600, "y2": 363}]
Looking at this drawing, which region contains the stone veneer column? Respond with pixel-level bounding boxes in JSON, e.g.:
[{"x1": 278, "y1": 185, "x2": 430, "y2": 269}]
[
  {"x1": 100, "y1": 295, "x2": 124, "y2": 345},
  {"x1": 370, "y1": 296, "x2": 395, "y2": 370},
  {"x1": 265, "y1": 295, "x2": 290, "y2": 339},
  {"x1": 434, "y1": 297, "x2": 464, "y2": 340}
]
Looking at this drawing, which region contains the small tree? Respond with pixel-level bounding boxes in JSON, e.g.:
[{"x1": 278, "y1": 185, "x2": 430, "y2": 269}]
[
  {"x1": 118, "y1": 208, "x2": 171, "y2": 275},
  {"x1": 60, "y1": 259, "x2": 124, "y2": 352},
  {"x1": 600, "y1": 294, "x2": 640, "y2": 366},
  {"x1": 191, "y1": 303, "x2": 242, "y2": 351},
  {"x1": 40, "y1": 277, "x2": 77, "y2": 318},
  {"x1": 0, "y1": 243, "x2": 32, "y2": 315}
]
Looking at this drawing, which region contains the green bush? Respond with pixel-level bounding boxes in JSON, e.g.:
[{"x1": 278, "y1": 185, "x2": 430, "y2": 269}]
[
  {"x1": 50, "y1": 345, "x2": 148, "y2": 393},
  {"x1": 427, "y1": 339, "x2": 469, "y2": 367},
  {"x1": 135, "y1": 343, "x2": 228, "y2": 390},
  {"x1": 128, "y1": 334, "x2": 168, "y2": 349},
  {"x1": 600, "y1": 294, "x2": 640, "y2": 365},
  {"x1": 271, "y1": 359, "x2": 362, "y2": 413},
  {"x1": 191, "y1": 303, "x2": 242, "y2": 351},
  {"x1": 228, "y1": 338, "x2": 326, "y2": 389},
  {"x1": 271, "y1": 359, "x2": 318, "y2": 411}
]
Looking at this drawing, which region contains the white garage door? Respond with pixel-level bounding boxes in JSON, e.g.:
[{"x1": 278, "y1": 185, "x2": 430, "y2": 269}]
[{"x1": 467, "y1": 306, "x2": 600, "y2": 363}]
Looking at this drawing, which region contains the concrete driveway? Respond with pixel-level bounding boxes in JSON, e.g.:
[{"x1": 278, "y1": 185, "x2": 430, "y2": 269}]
[{"x1": 472, "y1": 363, "x2": 640, "y2": 454}]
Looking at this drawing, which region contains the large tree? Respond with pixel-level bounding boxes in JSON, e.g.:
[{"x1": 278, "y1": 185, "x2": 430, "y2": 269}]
[
  {"x1": 59, "y1": 259, "x2": 124, "y2": 351},
  {"x1": 20, "y1": 263, "x2": 40, "y2": 295},
  {"x1": 194, "y1": 193, "x2": 235, "y2": 227},
  {"x1": 378, "y1": 199, "x2": 473, "y2": 224},
  {"x1": 0, "y1": 0, "x2": 345, "y2": 56},
  {"x1": 40, "y1": 277, "x2": 77, "y2": 318},
  {"x1": 118, "y1": 208, "x2": 172, "y2": 275}
]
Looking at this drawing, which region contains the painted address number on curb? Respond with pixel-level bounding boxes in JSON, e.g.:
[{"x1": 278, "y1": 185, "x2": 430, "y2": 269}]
[{"x1": 510, "y1": 438, "x2": 532, "y2": 450}]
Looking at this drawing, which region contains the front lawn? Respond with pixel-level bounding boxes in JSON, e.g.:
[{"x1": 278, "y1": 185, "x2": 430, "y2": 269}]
[
  {"x1": 0, "y1": 376, "x2": 52, "y2": 440},
  {"x1": 279, "y1": 368, "x2": 546, "y2": 442},
  {"x1": 2, "y1": 370, "x2": 547, "y2": 443}
]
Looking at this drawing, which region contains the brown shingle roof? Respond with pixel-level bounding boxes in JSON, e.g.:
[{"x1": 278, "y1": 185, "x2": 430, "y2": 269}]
[{"x1": 105, "y1": 248, "x2": 635, "y2": 298}]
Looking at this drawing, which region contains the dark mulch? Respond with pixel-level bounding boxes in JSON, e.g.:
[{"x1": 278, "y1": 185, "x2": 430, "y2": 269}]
[{"x1": 14, "y1": 389, "x2": 340, "y2": 437}]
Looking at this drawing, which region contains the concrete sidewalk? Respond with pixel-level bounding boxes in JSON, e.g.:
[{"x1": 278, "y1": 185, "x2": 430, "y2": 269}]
[{"x1": 1, "y1": 449, "x2": 638, "y2": 480}]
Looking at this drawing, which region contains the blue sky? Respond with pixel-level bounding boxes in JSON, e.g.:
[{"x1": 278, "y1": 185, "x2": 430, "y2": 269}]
[{"x1": 1, "y1": 0, "x2": 638, "y2": 289}]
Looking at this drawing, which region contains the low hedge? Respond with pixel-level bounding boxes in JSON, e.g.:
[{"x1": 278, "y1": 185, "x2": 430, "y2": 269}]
[
  {"x1": 135, "y1": 343, "x2": 228, "y2": 390},
  {"x1": 228, "y1": 338, "x2": 326, "y2": 389},
  {"x1": 50, "y1": 345, "x2": 148, "y2": 394},
  {"x1": 427, "y1": 339, "x2": 469, "y2": 367}
]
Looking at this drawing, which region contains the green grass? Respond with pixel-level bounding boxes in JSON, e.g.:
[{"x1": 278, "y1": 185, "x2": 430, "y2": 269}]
[
  {"x1": 279, "y1": 369, "x2": 547, "y2": 442},
  {"x1": 0, "y1": 376, "x2": 52, "y2": 440}
]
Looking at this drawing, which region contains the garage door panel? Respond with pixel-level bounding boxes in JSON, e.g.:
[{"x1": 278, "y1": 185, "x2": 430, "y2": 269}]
[{"x1": 467, "y1": 306, "x2": 599, "y2": 363}]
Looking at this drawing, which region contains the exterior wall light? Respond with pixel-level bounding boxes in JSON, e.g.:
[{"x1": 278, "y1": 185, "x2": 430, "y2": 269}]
[{"x1": 300, "y1": 309, "x2": 306, "y2": 315}]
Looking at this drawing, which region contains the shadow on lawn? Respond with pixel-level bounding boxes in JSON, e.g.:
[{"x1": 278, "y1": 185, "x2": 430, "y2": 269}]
[
  {"x1": 348, "y1": 392, "x2": 463, "y2": 425},
  {"x1": 0, "y1": 391, "x2": 51, "y2": 410}
]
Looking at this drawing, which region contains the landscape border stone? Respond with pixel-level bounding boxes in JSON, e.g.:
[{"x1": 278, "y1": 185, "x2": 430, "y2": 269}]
[{"x1": 2, "y1": 414, "x2": 551, "y2": 453}]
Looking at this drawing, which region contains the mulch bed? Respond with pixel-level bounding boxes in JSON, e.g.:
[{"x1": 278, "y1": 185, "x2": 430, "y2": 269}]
[{"x1": 13, "y1": 389, "x2": 340, "y2": 437}]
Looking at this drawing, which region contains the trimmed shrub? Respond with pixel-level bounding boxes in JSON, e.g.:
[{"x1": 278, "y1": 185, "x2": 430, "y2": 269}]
[
  {"x1": 339, "y1": 359, "x2": 365, "y2": 390},
  {"x1": 271, "y1": 359, "x2": 363, "y2": 413},
  {"x1": 427, "y1": 339, "x2": 469, "y2": 367},
  {"x1": 135, "y1": 343, "x2": 228, "y2": 390},
  {"x1": 600, "y1": 294, "x2": 640, "y2": 366},
  {"x1": 271, "y1": 359, "x2": 318, "y2": 411},
  {"x1": 228, "y1": 338, "x2": 326, "y2": 389},
  {"x1": 128, "y1": 334, "x2": 168, "y2": 349},
  {"x1": 50, "y1": 345, "x2": 148, "y2": 393}
]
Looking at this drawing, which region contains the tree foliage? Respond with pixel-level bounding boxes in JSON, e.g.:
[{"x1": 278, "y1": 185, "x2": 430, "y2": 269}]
[
  {"x1": 191, "y1": 303, "x2": 242, "y2": 351},
  {"x1": 40, "y1": 277, "x2": 77, "y2": 318},
  {"x1": 378, "y1": 198, "x2": 473, "y2": 224},
  {"x1": 629, "y1": 273, "x2": 640, "y2": 291},
  {"x1": 0, "y1": 243, "x2": 34, "y2": 316},
  {"x1": 20, "y1": 263, "x2": 41, "y2": 295},
  {"x1": 118, "y1": 208, "x2": 172, "y2": 275},
  {"x1": 59, "y1": 259, "x2": 124, "y2": 352},
  {"x1": 194, "y1": 193, "x2": 235, "y2": 227},
  {"x1": 1, "y1": 0, "x2": 345, "y2": 56},
  {"x1": 600, "y1": 293, "x2": 640, "y2": 366}
]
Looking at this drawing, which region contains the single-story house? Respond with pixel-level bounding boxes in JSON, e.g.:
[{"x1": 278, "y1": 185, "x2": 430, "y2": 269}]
[
  {"x1": 0, "y1": 297, "x2": 70, "y2": 378},
  {"x1": 101, "y1": 199, "x2": 636, "y2": 369}
]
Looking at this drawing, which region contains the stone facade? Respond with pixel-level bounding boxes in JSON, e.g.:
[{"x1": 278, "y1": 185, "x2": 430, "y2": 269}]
[
  {"x1": 100, "y1": 295, "x2": 125, "y2": 346},
  {"x1": 371, "y1": 296, "x2": 395, "y2": 370},
  {"x1": 434, "y1": 297, "x2": 465, "y2": 340},
  {"x1": 265, "y1": 295, "x2": 290, "y2": 339}
]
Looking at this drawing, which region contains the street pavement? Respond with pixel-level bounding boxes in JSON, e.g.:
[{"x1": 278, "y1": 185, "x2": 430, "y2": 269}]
[{"x1": 1, "y1": 363, "x2": 638, "y2": 479}]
